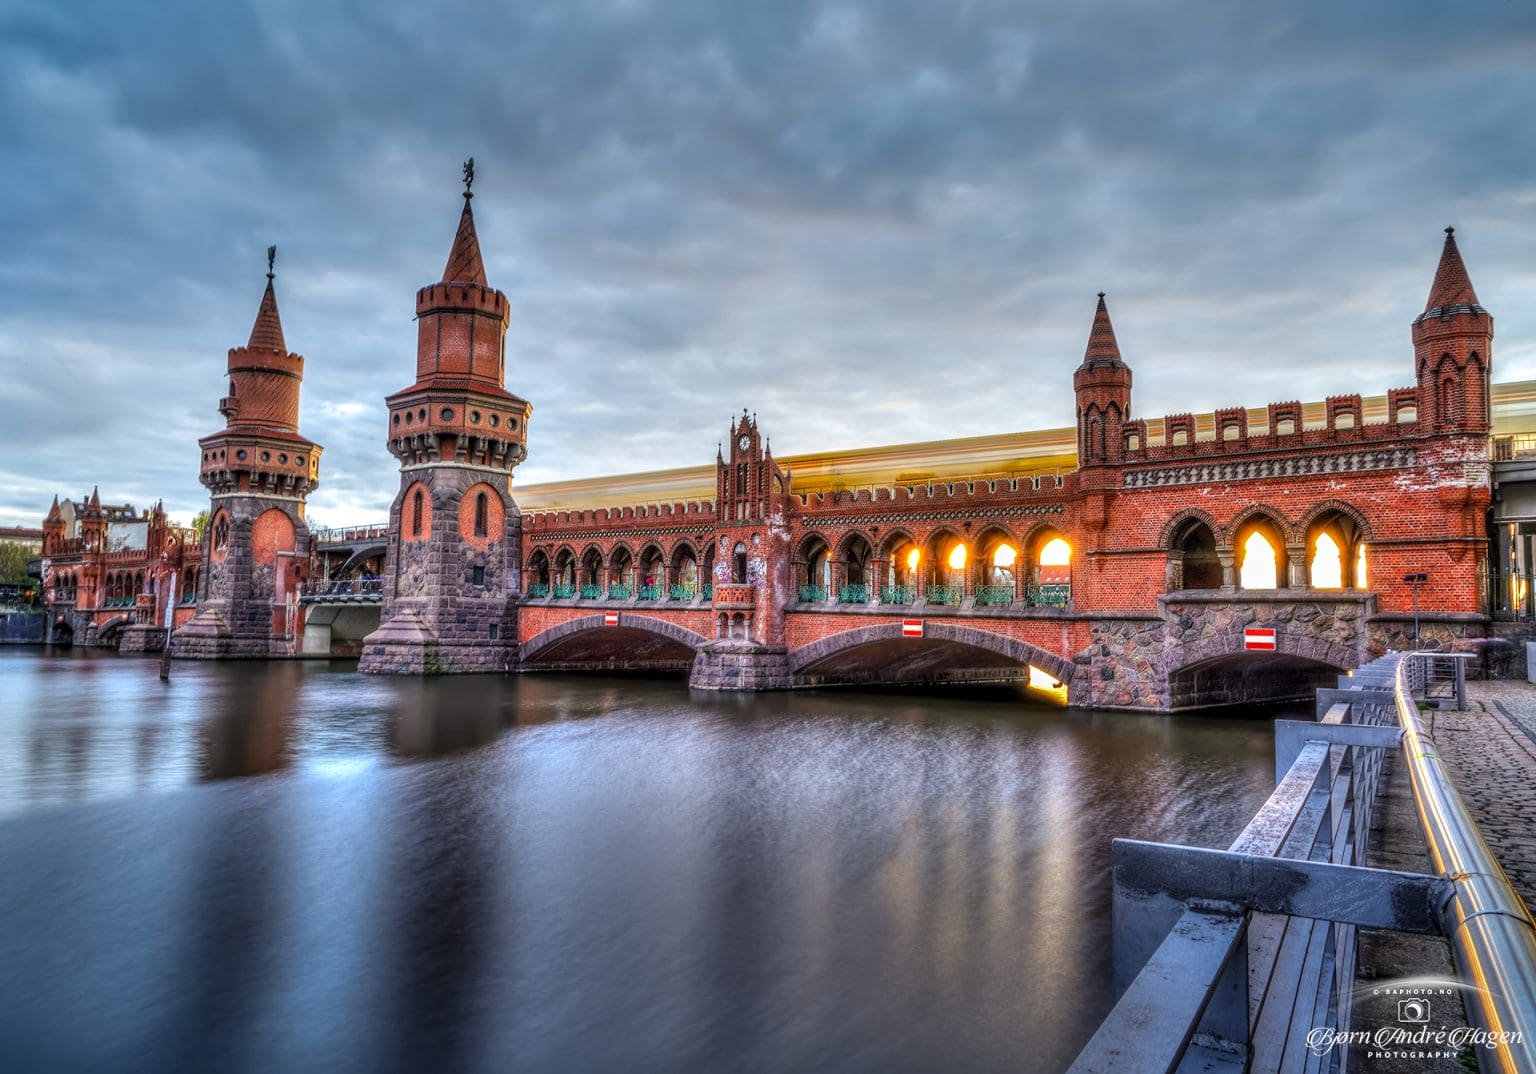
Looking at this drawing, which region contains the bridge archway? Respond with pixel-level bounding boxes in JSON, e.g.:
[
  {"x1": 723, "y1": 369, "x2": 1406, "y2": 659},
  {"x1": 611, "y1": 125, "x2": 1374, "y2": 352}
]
[
  {"x1": 520, "y1": 614, "x2": 708, "y2": 673},
  {"x1": 790, "y1": 621, "x2": 1073, "y2": 691},
  {"x1": 1158, "y1": 630, "x2": 1356, "y2": 710},
  {"x1": 95, "y1": 615, "x2": 132, "y2": 647}
]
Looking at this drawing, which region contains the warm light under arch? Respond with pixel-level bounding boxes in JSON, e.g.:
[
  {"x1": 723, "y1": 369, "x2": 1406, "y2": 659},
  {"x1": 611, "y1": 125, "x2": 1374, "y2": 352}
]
[
  {"x1": 1240, "y1": 530, "x2": 1278, "y2": 589},
  {"x1": 947, "y1": 543, "x2": 968, "y2": 570},
  {"x1": 993, "y1": 544, "x2": 1017, "y2": 568},
  {"x1": 1038, "y1": 537, "x2": 1072, "y2": 566},
  {"x1": 1310, "y1": 532, "x2": 1343, "y2": 589}
]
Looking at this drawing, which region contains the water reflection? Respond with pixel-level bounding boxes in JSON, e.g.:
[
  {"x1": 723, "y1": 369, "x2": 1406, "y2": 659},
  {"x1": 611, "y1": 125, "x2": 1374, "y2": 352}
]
[{"x1": 0, "y1": 649, "x2": 1283, "y2": 1073}]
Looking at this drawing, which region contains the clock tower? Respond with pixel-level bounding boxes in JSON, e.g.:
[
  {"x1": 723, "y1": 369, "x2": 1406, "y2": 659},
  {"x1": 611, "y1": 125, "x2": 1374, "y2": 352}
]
[{"x1": 690, "y1": 411, "x2": 795, "y2": 689}]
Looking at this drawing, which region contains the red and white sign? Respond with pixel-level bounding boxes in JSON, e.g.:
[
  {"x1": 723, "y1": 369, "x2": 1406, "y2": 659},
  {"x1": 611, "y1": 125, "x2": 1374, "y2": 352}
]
[
  {"x1": 902, "y1": 619, "x2": 924, "y2": 638},
  {"x1": 603, "y1": 612, "x2": 620, "y2": 627},
  {"x1": 1244, "y1": 627, "x2": 1276, "y2": 651}
]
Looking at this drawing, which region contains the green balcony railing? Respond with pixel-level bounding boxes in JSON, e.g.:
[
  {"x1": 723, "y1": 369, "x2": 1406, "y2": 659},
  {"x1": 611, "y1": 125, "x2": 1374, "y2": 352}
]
[
  {"x1": 701, "y1": 584, "x2": 713, "y2": 601},
  {"x1": 1026, "y1": 583, "x2": 1070, "y2": 608},
  {"x1": 798, "y1": 584, "x2": 828, "y2": 603},
  {"x1": 926, "y1": 584, "x2": 964, "y2": 606},
  {"x1": 838, "y1": 584, "x2": 868, "y2": 604},
  {"x1": 553, "y1": 582, "x2": 575, "y2": 599},
  {"x1": 880, "y1": 585, "x2": 915, "y2": 605},
  {"x1": 638, "y1": 584, "x2": 662, "y2": 601},
  {"x1": 579, "y1": 584, "x2": 602, "y2": 600},
  {"x1": 975, "y1": 584, "x2": 1014, "y2": 607},
  {"x1": 669, "y1": 583, "x2": 697, "y2": 601},
  {"x1": 607, "y1": 583, "x2": 633, "y2": 600},
  {"x1": 526, "y1": 583, "x2": 549, "y2": 598}
]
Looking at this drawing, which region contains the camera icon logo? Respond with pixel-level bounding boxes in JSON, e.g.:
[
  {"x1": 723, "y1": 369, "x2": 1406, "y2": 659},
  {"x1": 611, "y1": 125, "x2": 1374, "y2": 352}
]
[{"x1": 1398, "y1": 998, "x2": 1431, "y2": 1024}]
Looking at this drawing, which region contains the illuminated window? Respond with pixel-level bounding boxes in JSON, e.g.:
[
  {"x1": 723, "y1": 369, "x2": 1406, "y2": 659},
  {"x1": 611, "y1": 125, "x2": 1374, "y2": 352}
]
[
  {"x1": 1038, "y1": 538, "x2": 1071, "y2": 566},
  {"x1": 1355, "y1": 543, "x2": 1368, "y2": 589},
  {"x1": 993, "y1": 544, "x2": 1017, "y2": 568},
  {"x1": 1310, "y1": 533, "x2": 1343, "y2": 589},
  {"x1": 947, "y1": 543, "x2": 967, "y2": 570},
  {"x1": 905, "y1": 547, "x2": 920, "y2": 573},
  {"x1": 1239, "y1": 531, "x2": 1278, "y2": 589}
]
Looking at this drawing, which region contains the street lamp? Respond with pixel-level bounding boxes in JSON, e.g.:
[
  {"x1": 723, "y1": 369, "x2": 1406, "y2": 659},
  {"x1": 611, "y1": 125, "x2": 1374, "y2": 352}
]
[{"x1": 1403, "y1": 572, "x2": 1428, "y2": 649}]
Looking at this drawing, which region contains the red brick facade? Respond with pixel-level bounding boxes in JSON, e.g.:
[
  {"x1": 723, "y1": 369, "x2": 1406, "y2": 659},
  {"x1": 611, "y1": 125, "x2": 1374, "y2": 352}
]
[{"x1": 513, "y1": 229, "x2": 1494, "y2": 708}]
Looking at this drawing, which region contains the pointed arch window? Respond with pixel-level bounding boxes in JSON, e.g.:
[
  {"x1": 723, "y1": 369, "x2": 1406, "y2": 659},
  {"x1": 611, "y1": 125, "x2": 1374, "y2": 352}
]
[
  {"x1": 474, "y1": 491, "x2": 488, "y2": 537},
  {"x1": 412, "y1": 489, "x2": 424, "y2": 537}
]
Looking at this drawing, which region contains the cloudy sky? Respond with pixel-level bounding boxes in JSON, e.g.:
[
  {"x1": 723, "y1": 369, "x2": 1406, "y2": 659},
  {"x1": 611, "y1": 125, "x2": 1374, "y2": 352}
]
[{"x1": 2, "y1": 1, "x2": 1534, "y2": 527}]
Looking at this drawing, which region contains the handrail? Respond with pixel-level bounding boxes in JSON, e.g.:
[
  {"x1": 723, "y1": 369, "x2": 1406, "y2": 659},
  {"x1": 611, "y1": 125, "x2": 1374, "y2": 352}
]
[{"x1": 1394, "y1": 654, "x2": 1536, "y2": 1074}]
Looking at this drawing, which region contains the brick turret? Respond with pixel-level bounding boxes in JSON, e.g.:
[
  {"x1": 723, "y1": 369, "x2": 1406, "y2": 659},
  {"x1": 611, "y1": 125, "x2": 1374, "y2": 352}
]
[
  {"x1": 1074, "y1": 293, "x2": 1133, "y2": 469},
  {"x1": 361, "y1": 160, "x2": 530, "y2": 674},
  {"x1": 1413, "y1": 227, "x2": 1492, "y2": 434},
  {"x1": 173, "y1": 249, "x2": 322, "y2": 659}
]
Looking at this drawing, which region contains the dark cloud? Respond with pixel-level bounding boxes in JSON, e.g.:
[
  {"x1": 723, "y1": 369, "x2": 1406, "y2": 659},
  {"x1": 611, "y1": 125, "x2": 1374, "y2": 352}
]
[{"x1": 2, "y1": 0, "x2": 1535, "y2": 525}]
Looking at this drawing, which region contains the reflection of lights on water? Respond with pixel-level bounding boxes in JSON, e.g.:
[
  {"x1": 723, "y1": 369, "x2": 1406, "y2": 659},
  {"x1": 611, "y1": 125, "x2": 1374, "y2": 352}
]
[
  {"x1": 306, "y1": 757, "x2": 376, "y2": 779},
  {"x1": 1027, "y1": 665, "x2": 1068, "y2": 704}
]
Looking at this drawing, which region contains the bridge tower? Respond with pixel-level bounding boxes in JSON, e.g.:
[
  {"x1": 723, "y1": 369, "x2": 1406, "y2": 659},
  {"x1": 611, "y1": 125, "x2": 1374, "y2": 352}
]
[
  {"x1": 1414, "y1": 227, "x2": 1493, "y2": 435},
  {"x1": 172, "y1": 250, "x2": 323, "y2": 658},
  {"x1": 359, "y1": 162, "x2": 530, "y2": 675},
  {"x1": 1073, "y1": 292, "x2": 1132, "y2": 561},
  {"x1": 690, "y1": 412, "x2": 795, "y2": 689}
]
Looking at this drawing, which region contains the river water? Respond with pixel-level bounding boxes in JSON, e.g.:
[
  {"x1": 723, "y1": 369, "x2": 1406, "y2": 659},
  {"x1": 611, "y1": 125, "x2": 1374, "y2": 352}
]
[{"x1": 0, "y1": 648, "x2": 1283, "y2": 1073}]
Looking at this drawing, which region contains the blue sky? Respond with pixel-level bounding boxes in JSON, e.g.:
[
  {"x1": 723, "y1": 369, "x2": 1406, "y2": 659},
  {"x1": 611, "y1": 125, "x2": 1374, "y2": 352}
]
[{"x1": 2, "y1": 0, "x2": 1534, "y2": 526}]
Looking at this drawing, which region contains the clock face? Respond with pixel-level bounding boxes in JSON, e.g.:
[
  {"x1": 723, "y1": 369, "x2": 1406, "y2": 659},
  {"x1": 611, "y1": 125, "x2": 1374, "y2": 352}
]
[{"x1": 738, "y1": 435, "x2": 750, "y2": 450}]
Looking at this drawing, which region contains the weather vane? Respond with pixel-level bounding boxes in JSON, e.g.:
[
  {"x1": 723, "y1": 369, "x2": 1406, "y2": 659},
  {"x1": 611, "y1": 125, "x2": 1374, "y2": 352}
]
[
  {"x1": 463, "y1": 157, "x2": 475, "y2": 200},
  {"x1": 266, "y1": 245, "x2": 276, "y2": 279}
]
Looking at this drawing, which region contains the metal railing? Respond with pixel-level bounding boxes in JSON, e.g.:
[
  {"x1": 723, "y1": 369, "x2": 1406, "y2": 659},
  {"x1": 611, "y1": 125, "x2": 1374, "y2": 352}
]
[
  {"x1": 926, "y1": 583, "x2": 964, "y2": 606},
  {"x1": 311, "y1": 523, "x2": 390, "y2": 544},
  {"x1": 637, "y1": 584, "x2": 662, "y2": 601},
  {"x1": 1493, "y1": 433, "x2": 1536, "y2": 461},
  {"x1": 578, "y1": 584, "x2": 602, "y2": 600},
  {"x1": 1025, "y1": 582, "x2": 1070, "y2": 608},
  {"x1": 526, "y1": 583, "x2": 550, "y2": 598},
  {"x1": 975, "y1": 583, "x2": 1014, "y2": 606},
  {"x1": 838, "y1": 583, "x2": 869, "y2": 604},
  {"x1": 798, "y1": 584, "x2": 828, "y2": 603},
  {"x1": 1392, "y1": 655, "x2": 1536, "y2": 1074},
  {"x1": 879, "y1": 585, "x2": 914, "y2": 605},
  {"x1": 1070, "y1": 651, "x2": 1536, "y2": 1073},
  {"x1": 606, "y1": 583, "x2": 633, "y2": 600},
  {"x1": 299, "y1": 578, "x2": 383, "y2": 602},
  {"x1": 669, "y1": 583, "x2": 697, "y2": 601}
]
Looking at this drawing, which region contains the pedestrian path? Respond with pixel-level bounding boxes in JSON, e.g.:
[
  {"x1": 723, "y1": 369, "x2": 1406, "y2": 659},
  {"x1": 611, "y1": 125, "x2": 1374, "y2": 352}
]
[{"x1": 1433, "y1": 680, "x2": 1536, "y2": 909}]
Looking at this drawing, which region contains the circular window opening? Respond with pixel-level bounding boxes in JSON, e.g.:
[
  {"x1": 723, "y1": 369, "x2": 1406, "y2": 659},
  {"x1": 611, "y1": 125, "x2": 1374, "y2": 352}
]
[
  {"x1": 405, "y1": 412, "x2": 413, "y2": 425},
  {"x1": 470, "y1": 410, "x2": 481, "y2": 424},
  {"x1": 490, "y1": 414, "x2": 500, "y2": 428},
  {"x1": 508, "y1": 416, "x2": 519, "y2": 430},
  {"x1": 260, "y1": 451, "x2": 271, "y2": 462},
  {"x1": 236, "y1": 449, "x2": 247, "y2": 461},
  {"x1": 393, "y1": 413, "x2": 401, "y2": 426},
  {"x1": 417, "y1": 408, "x2": 427, "y2": 421},
  {"x1": 278, "y1": 453, "x2": 288, "y2": 464},
  {"x1": 441, "y1": 407, "x2": 454, "y2": 421}
]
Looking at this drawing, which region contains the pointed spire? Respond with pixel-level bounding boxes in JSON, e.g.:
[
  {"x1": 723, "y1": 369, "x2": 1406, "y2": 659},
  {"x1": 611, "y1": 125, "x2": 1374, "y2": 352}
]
[
  {"x1": 1423, "y1": 226, "x2": 1481, "y2": 315},
  {"x1": 46, "y1": 495, "x2": 62, "y2": 522},
  {"x1": 1081, "y1": 292, "x2": 1125, "y2": 367},
  {"x1": 247, "y1": 246, "x2": 287, "y2": 352},
  {"x1": 89, "y1": 486, "x2": 100, "y2": 509},
  {"x1": 442, "y1": 158, "x2": 488, "y2": 286}
]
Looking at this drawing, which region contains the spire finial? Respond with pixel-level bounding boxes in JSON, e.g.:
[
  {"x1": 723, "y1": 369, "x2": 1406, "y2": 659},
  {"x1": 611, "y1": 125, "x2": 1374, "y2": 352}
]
[
  {"x1": 1097, "y1": 291, "x2": 1106, "y2": 299},
  {"x1": 1445, "y1": 225, "x2": 1454, "y2": 236},
  {"x1": 463, "y1": 157, "x2": 475, "y2": 201},
  {"x1": 266, "y1": 245, "x2": 276, "y2": 280}
]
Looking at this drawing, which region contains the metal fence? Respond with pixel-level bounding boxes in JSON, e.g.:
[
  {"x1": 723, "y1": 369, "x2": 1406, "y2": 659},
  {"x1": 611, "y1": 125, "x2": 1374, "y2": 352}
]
[{"x1": 1069, "y1": 651, "x2": 1536, "y2": 1073}]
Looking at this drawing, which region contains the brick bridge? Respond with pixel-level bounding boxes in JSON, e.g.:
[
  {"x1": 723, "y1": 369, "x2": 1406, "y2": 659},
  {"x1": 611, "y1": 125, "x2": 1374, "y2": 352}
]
[{"x1": 42, "y1": 179, "x2": 1501, "y2": 711}]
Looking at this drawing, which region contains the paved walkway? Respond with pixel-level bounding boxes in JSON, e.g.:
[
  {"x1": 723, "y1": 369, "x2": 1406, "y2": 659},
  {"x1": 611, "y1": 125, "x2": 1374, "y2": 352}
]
[{"x1": 1430, "y1": 680, "x2": 1536, "y2": 909}]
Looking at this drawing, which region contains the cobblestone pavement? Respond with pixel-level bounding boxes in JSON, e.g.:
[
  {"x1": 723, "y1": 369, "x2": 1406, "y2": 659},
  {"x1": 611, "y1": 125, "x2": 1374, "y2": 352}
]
[{"x1": 1430, "y1": 680, "x2": 1536, "y2": 909}]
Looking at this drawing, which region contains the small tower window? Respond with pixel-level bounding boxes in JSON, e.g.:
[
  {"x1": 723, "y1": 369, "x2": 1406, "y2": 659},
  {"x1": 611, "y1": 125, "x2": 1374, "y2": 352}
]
[
  {"x1": 412, "y1": 489, "x2": 424, "y2": 537},
  {"x1": 474, "y1": 492, "x2": 488, "y2": 537},
  {"x1": 472, "y1": 566, "x2": 486, "y2": 586},
  {"x1": 732, "y1": 542, "x2": 749, "y2": 584}
]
